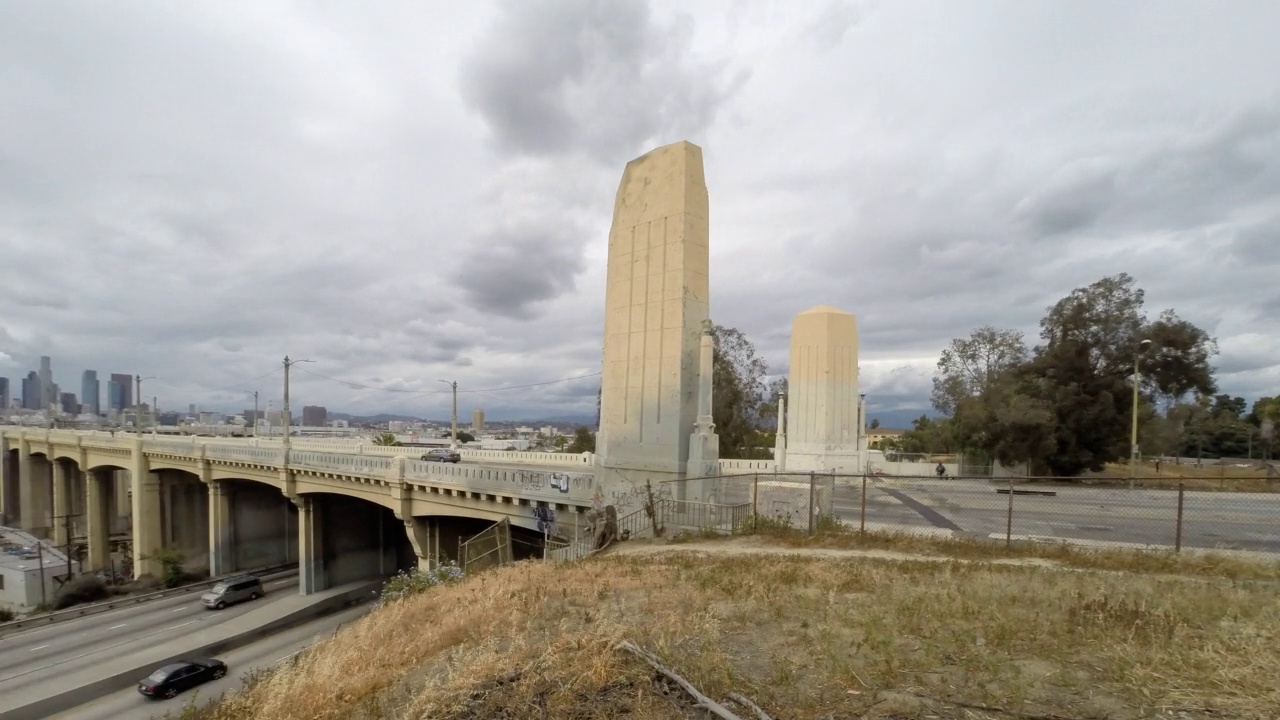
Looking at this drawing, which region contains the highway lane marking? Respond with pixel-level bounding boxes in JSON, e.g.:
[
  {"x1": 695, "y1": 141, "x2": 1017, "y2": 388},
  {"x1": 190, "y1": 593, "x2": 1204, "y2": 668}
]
[
  {"x1": 28, "y1": 645, "x2": 48, "y2": 652},
  {"x1": 108, "y1": 624, "x2": 127, "y2": 630},
  {"x1": 172, "y1": 607, "x2": 187, "y2": 613},
  {"x1": 165, "y1": 620, "x2": 199, "y2": 632}
]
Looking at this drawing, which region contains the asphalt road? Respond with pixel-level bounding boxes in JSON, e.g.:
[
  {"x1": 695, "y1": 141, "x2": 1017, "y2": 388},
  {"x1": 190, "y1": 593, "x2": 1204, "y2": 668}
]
[
  {"x1": 51, "y1": 602, "x2": 374, "y2": 720},
  {"x1": 832, "y1": 478, "x2": 1280, "y2": 552},
  {"x1": 0, "y1": 575, "x2": 300, "y2": 707}
]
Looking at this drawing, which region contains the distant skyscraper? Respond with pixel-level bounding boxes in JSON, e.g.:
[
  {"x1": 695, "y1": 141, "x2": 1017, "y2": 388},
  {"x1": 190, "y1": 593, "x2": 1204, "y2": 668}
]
[
  {"x1": 472, "y1": 408, "x2": 485, "y2": 434},
  {"x1": 60, "y1": 392, "x2": 77, "y2": 414},
  {"x1": 301, "y1": 405, "x2": 327, "y2": 427},
  {"x1": 22, "y1": 371, "x2": 40, "y2": 410},
  {"x1": 109, "y1": 373, "x2": 132, "y2": 410},
  {"x1": 81, "y1": 370, "x2": 100, "y2": 416},
  {"x1": 39, "y1": 356, "x2": 53, "y2": 409},
  {"x1": 107, "y1": 380, "x2": 123, "y2": 411},
  {"x1": 0, "y1": 377, "x2": 8, "y2": 411},
  {"x1": 189, "y1": 403, "x2": 197, "y2": 415}
]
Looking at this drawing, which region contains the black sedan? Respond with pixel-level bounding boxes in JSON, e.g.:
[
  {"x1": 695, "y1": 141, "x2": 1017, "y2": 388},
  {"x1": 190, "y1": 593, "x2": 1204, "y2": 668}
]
[{"x1": 137, "y1": 658, "x2": 228, "y2": 699}]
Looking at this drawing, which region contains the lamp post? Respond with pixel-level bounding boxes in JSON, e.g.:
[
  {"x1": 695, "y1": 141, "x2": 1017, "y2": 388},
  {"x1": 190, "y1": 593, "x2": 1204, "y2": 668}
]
[
  {"x1": 1129, "y1": 339, "x2": 1153, "y2": 488},
  {"x1": 282, "y1": 357, "x2": 313, "y2": 450},
  {"x1": 438, "y1": 380, "x2": 458, "y2": 448},
  {"x1": 134, "y1": 375, "x2": 156, "y2": 433}
]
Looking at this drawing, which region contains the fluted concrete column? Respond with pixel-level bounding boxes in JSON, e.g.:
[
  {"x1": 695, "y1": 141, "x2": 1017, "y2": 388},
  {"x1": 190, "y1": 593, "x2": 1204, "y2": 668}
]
[
  {"x1": 86, "y1": 468, "x2": 111, "y2": 571},
  {"x1": 295, "y1": 495, "x2": 324, "y2": 595},
  {"x1": 131, "y1": 439, "x2": 163, "y2": 578},
  {"x1": 18, "y1": 438, "x2": 35, "y2": 530},
  {"x1": 52, "y1": 459, "x2": 69, "y2": 546},
  {"x1": 208, "y1": 481, "x2": 234, "y2": 577},
  {"x1": 403, "y1": 517, "x2": 436, "y2": 571},
  {"x1": 0, "y1": 434, "x2": 11, "y2": 521}
]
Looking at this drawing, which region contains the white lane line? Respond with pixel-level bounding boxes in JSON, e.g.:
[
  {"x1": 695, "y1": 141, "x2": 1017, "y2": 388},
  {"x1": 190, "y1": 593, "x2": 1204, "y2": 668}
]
[
  {"x1": 108, "y1": 624, "x2": 127, "y2": 630},
  {"x1": 172, "y1": 607, "x2": 188, "y2": 613},
  {"x1": 28, "y1": 645, "x2": 49, "y2": 652},
  {"x1": 165, "y1": 620, "x2": 199, "y2": 632}
]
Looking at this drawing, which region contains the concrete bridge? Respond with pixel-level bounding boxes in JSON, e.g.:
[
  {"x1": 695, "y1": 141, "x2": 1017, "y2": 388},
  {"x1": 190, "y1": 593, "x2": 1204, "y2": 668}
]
[{"x1": 0, "y1": 428, "x2": 603, "y2": 595}]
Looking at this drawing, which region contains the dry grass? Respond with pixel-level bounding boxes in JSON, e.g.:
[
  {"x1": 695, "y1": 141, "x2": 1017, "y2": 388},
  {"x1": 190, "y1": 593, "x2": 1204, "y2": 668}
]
[
  {"x1": 184, "y1": 538, "x2": 1280, "y2": 720},
  {"x1": 1082, "y1": 461, "x2": 1279, "y2": 493},
  {"x1": 700, "y1": 524, "x2": 1280, "y2": 582}
]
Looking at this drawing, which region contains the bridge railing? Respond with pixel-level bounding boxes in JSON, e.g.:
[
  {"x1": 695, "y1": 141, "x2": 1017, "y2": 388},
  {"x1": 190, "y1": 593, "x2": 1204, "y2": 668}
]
[
  {"x1": 203, "y1": 444, "x2": 283, "y2": 464},
  {"x1": 290, "y1": 451, "x2": 392, "y2": 475}
]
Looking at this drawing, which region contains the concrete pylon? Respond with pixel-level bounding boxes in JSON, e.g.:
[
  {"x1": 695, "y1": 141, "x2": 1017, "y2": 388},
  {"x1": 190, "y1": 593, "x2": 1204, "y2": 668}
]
[
  {"x1": 685, "y1": 320, "x2": 721, "y2": 499},
  {"x1": 86, "y1": 468, "x2": 111, "y2": 571},
  {"x1": 785, "y1": 305, "x2": 864, "y2": 473},
  {"x1": 597, "y1": 140, "x2": 711, "y2": 486},
  {"x1": 207, "y1": 481, "x2": 234, "y2": 576},
  {"x1": 130, "y1": 440, "x2": 163, "y2": 578}
]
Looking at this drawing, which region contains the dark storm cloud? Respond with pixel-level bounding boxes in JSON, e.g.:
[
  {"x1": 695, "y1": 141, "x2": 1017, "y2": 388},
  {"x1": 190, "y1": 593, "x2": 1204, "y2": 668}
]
[
  {"x1": 456, "y1": 225, "x2": 588, "y2": 319},
  {"x1": 460, "y1": 0, "x2": 747, "y2": 162}
]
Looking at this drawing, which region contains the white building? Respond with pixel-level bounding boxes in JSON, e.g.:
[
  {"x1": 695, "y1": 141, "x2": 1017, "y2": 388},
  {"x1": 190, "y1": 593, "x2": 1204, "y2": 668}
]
[{"x1": 0, "y1": 528, "x2": 80, "y2": 611}]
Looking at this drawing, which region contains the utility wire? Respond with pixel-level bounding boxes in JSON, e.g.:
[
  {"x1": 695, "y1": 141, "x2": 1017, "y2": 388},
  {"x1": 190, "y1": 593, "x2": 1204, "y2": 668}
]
[
  {"x1": 295, "y1": 365, "x2": 600, "y2": 395},
  {"x1": 152, "y1": 367, "x2": 282, "y2": 396}
]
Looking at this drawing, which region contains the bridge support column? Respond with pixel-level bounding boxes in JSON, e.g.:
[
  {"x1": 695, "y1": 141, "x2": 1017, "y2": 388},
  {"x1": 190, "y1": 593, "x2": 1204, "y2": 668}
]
[
  {"x1": 131, "y1": 439, "x2": 163, "y2": 578},
  {"x1": 403, "y1": 517, "x2": 437, "y2": 571},
  {"x1": 0, "y1": 435, "x2": 12, "y2": 523},
  {"x1": 86, "y1": 468, "x2": 111, "y2": 571},
  {"x1": 208, "y1": 481, "x2": 234, "y2": 577},
  {"x1": 295, "y1": 496, "x2": 324, "y2": 595},
  {"x1": 18, "y1": 438, "x2": 38, "y2": 532},
  {"x1": 52, "y1": 459, "x2": 70, "y2": 547}
]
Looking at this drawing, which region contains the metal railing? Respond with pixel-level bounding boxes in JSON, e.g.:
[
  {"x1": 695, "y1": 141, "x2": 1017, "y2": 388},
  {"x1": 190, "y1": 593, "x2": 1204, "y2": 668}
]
[{"x1": 651, "y1": 472, "x2": 1280, "y2": 556}]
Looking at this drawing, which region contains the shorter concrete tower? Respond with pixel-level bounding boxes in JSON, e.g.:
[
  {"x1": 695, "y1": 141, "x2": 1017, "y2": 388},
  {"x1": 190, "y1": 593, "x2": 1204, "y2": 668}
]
[{"x1": 783, "y1": 305, "x2": 864, "y2": 473}]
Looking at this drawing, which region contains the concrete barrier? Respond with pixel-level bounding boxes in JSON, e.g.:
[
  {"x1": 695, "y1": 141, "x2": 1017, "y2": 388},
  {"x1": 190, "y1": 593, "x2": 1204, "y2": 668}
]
[
  {"x1": 0, "y1": 563, "x2": 297, "y2": 637},
  {"x1": 0, "y1": 579, "x2": 380, "y2": 720}
]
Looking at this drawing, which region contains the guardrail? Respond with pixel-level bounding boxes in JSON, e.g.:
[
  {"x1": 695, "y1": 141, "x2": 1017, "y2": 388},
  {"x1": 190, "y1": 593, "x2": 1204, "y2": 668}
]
[{"x1": 0, "y1": 563, "x2": 298, "y2": 636}]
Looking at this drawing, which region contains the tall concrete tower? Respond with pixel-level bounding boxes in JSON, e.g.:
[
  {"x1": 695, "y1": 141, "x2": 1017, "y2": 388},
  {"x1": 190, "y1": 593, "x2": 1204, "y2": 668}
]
[
  {"x1": 597, "y1": 141, "x2": 710, "y2": 480},
  {"x1": 784, "y1": 305, "x2": 864, "y2": 473}
]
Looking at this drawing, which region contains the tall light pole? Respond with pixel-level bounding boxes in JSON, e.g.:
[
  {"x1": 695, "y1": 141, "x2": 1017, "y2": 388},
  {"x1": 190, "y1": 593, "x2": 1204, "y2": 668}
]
[
  {"x1": 282, "y1": 356, "x2": 313, "y2": 449},
  {"x1": 1129, "y1": 339, "x2": 1153, "y2": 488},
  {"x1": 253, "y1": 390, "x2": 259, "y2": 437},
  {"x1": 134, "y1": 375, "x2": 156, "y2": 433},
  {"x1": 438, "y1": 379, "x2": 458, "y2": 447}
]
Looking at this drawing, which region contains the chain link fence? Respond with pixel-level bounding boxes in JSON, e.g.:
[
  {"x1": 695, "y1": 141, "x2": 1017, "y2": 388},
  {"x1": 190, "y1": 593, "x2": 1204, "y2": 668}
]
[
  {"x1": 459, "y1": 518, "x2": 514, "y2": 573},
  {"x1": 647, "y1": 472, "x2": 1280, "y2": 556}
]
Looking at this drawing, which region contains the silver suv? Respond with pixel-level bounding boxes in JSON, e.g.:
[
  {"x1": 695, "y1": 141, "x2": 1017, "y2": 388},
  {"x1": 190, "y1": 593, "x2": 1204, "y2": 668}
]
[{"x1": 201, "y1": 575, "x2": 264, "y2": 610}]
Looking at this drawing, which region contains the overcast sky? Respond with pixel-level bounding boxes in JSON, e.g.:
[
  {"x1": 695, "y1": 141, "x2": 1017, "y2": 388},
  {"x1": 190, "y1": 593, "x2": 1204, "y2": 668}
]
[{"x1": 1, "y1": 0, "x2": 1277, "y2": 424}]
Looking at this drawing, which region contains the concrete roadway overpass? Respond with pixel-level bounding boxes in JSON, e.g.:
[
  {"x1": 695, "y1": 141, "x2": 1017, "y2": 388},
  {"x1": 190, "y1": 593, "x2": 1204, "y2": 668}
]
[{"x1": 0, "y1": 428, "x2": 599, "y2": 596}]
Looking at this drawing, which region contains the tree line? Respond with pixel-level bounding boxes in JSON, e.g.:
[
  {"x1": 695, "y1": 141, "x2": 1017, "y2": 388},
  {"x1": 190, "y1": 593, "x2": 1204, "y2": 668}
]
[{"x1": 893, "y1": 273, "x2": 1275, "y2": 475}]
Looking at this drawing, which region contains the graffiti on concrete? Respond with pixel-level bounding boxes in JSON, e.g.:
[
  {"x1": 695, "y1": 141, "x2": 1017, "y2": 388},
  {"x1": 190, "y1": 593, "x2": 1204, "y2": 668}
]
[
  {"x1": 533, "y1": 505, "x2": 557, "y2": 536},
  {"x1": 515, "y1": 470, "x2": 594, "y2": 496},
  {"x1": 608, "y1": 482, "x2": 672, "y2": 510}
]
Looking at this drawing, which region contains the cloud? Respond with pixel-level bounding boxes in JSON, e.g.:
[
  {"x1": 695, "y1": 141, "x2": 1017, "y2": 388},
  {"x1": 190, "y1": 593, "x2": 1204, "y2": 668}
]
[
  {"x1": 0, "y1": 0, "x2": 1277, "y2": 423},
  {"x1": 460, "y1": 0, "x2": 747, "y2": 162}
]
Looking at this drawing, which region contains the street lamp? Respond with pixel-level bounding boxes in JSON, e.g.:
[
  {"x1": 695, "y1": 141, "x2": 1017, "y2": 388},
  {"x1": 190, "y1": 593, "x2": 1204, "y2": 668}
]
[
  {"x1": 282, "y1": 357, "x2": 313, "y2": 449},
  {"x1": 438, "y1": 379, "x2": 458, "y2": 448},
  {"x1": 134, "y1": 375, "x2": 157, "y2": 433},
  {"x1": 1129, "y1": 339, "x2": 1153, "y2": 488}
]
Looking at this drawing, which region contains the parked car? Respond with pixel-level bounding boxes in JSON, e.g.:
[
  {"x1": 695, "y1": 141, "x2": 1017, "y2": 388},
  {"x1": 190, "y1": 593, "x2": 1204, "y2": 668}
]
[
  {"x1": 421, "y1": 448, "x2": 461, "y2": 463},
  {"x1": 137, "y1": 658, "x2": 227, "y2": 699},
  {"x1": 201, "y1": 575, "x2": 264, "y2": 610}
]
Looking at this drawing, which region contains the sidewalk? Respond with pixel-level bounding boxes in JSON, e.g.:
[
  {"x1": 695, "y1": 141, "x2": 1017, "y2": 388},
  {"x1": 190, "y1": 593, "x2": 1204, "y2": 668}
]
[{"x1": 0, "y1": 579, "x2": 381, "y2": 720}]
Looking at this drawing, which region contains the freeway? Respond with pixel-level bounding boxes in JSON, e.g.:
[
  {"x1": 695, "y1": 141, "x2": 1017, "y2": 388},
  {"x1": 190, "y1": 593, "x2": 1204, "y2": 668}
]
[
  {"x1": 52, "y1": 601, "x2": 374, "y2": 720},
  {"x1": 833, "y1": 478, "x2": 1280, "y2": 552},
  {"x1": 0, "y1": 574, "x2": 299, "y2": 712}
]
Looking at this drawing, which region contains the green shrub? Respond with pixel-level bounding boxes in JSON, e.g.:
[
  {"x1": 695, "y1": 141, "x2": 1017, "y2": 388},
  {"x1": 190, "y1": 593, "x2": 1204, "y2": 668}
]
[{"x1": 378, "y1": 561, "x2": 465, "y2": 606}]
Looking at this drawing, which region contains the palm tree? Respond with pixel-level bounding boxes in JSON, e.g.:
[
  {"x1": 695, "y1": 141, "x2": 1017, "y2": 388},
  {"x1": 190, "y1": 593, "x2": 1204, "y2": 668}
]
[{"x1": 372, "y1": 432, "x2": 402, "y2": 447}]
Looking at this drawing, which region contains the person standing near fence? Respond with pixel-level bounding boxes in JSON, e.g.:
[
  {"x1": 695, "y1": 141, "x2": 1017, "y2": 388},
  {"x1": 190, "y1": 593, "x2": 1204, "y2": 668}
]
[{"x1": 935, "y1": 462, "x2": 946, "y2": 478}]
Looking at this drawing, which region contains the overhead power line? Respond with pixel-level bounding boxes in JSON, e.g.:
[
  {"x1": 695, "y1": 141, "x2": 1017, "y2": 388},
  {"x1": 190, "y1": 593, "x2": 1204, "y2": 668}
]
[{"x1": 294, "y1": 365, "x2": 601, "y2": 395}]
